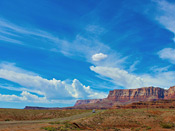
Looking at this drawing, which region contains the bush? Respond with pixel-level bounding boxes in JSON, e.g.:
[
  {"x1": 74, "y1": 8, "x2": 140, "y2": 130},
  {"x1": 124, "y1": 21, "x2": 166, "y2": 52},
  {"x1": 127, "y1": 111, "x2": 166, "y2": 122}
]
[
  {"x1": 41, "y1": 127, "x2": 57, "y2": 131},
  {"x1": 5, "y1": 119, "x2": 10, "y2": 121},
  {"x1": 146, "y1": 126, "x2": 151, "y2": 130},
  {"x1": 49, "y1": 121, "x2": 60, "y2": 124},
  {"x1": 135, "y1": 128, "x2": 140, "y2": 131},
  {"x1": 160, "y1": 122, "x2": 174, "y2": 129}
]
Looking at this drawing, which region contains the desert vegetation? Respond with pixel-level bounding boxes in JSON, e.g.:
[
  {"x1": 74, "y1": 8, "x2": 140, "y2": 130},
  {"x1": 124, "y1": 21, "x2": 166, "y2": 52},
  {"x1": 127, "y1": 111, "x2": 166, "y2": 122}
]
[
  {"x1": 40, "y1": 108, "x2": 175, "y2": 131},
  {"x1": 0, "y1": 108, "x2": 175, "y2": 130},
  {"x1": 0, "y1": 108, "x2": 89, "y2": 121}
]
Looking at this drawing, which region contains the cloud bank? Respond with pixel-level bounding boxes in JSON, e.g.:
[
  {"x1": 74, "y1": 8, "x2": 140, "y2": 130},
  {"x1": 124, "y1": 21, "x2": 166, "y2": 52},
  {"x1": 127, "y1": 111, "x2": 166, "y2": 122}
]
[
  {"x1": 0, "y1": 62, "x2": 107, "y2": 103},
  {"x1": 90, "y1": 66, "x2": 175, "y2": 89}
]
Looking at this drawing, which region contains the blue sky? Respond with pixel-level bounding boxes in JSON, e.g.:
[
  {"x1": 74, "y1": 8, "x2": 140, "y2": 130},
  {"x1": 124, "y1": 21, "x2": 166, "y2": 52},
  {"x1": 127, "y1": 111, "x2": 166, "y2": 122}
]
[{"x1": 0, "y1": 0, "x2": 175, "y2": 108}]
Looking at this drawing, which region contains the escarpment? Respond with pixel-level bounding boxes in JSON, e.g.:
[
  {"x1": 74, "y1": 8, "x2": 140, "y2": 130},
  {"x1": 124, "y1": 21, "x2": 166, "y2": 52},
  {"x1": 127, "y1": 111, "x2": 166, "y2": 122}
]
[
  {"x1": 25, "y1": 86, "x2": 175, "y2": 110},
  {"x1": 74, "y1": 86, "x2": 175, "y2": 108},
  {"x1": 107, "y1": 87, "x2": 165, "y2": 102}
]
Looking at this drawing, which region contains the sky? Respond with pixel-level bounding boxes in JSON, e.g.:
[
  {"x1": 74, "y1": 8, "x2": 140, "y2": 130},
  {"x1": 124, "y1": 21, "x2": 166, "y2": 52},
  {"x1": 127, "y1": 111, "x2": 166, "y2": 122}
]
[{"x1": 0, "y1": 0, "x2": 175, "y2": 108}]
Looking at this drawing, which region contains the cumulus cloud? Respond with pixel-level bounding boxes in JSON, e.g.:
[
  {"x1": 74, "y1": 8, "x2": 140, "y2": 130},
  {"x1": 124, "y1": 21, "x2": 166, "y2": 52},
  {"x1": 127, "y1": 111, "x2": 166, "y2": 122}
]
[
  {"x1": 0, "y1": 63, "x2": 107, "y2": 103},
  {"x1": 0, "y1": 91, "x2": 78, "y2": 104},
  {"x1": 158, "y1": 48, "x2": 175, "y2": 64},
  {"x1": 0, "y1": 91, "x2": 47, "y2": 103},
  {"x1": 90, "y1": 66, "x2": 175, "y2": 89},
  {"x1": 92, "y1": 53, "x2": 108, "y2": 61}
]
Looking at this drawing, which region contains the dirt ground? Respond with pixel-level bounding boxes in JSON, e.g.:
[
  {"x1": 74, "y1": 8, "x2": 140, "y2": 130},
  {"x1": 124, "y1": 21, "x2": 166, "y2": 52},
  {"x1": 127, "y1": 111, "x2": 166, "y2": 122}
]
[
  {"x1": 0, "y1": 110, "x2": 99, "y2": 131},
  {"x1": 0, "y1": 108, "x2": 175, "y2": 131}
]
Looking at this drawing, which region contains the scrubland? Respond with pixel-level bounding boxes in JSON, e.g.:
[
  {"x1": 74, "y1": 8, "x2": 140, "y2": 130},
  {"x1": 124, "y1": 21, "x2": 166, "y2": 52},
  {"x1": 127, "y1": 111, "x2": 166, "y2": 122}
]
[
  {"x1": 0, "y1": 108, "x2": 175, "y2": 131},
  {"x1": 0, "y1": 108, "x2": 89, "y2": 121}
]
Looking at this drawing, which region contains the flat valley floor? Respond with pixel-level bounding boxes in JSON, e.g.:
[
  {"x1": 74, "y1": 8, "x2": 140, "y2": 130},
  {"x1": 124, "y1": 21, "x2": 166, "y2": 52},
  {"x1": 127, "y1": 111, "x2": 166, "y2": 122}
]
[{"x1": 0, "y1": 108, "x2": 175, "y2": 131}]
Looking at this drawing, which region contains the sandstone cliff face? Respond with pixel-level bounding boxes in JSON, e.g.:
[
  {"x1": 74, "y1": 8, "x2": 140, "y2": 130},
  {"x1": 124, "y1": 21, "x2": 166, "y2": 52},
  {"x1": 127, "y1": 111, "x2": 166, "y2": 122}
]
[
  {"x1": 107, "y1": 87, "x2": 165, "y2": 102},
  {"x1": 24, "y1": 86, "x2": 175, "y2": 110},
  {"x1": 74, "y1": 86, "x2": 175, "y2": 107},
  {"x1": 74, "y1": 99, "x2": 103, "y2": 106},
  {"x1": 164, "y1": 86, "x2": 175, "y2": 99}
]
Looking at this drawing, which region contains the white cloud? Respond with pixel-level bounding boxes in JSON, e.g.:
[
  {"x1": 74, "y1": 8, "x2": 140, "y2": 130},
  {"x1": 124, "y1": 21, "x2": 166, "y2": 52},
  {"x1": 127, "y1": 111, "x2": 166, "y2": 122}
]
[
  {"x1": 0, "y1": 91, "x2": 47, "y2": 103},
  {"x1": 0, "y1": 68, "x2": 70, "y2": 99},
  {"x1": 154, "y1": 0, "x2": 175, "y2": 33},
  {"x1": 0, "y1": 35, "x2": 23, "y2": 45},
  {"x1": 0, "y1": 17, "x2": 65, "y2": 50},
  {"x1": 128, "y1": 60, "x2": 139, "y2": 72},
  {"x1": 0, "y1": 63, "x2": 107, "y2": 103},
  {"x1": 90, "y1": 66, "x2": 175, "y2": 89},
  {"x1": 68, "y1": 79, "x2": 90, "y2": 98},
  {"x1": 85, "y1": 25, "x2": 106, "y2": 35},
  {"x1": 92, "y1": 53, "x2": 108, "y2": 61},
  {"x1": 153, "y1": 0, "x2": 175, "y2": 41},
  {"x1": 0, "y1": 94, "x2": 22, "y2": 102},
  {"x1": 90, "y1": 66, "x2": 144, "y2": 88},
  {"x1": 0, "y1": 91, "x2": 78, "y2": 104},
  {"x1": 0, "y1": 62, "x2": 37, "y2": 75},
  {"x1": 158, "y1": 48, "x2": 175, "y2": 64},
  {"x1": 0, "y1": 17, "x2": 126, "y2": 69},
  {"x1": 152, "y1": 1, "x2": 175, "y2": 65},
  {"x1": 150, "y1": 65, "x2": 170, "y2": 72}
]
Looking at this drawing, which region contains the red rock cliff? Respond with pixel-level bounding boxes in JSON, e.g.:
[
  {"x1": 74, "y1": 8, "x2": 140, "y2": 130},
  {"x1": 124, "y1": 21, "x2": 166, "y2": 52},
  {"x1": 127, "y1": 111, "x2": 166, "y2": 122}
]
[
  {"x1": 164, "y1": 86, "x2": 175, "y2": 99},
  {"x1": 74, "y1": 86, "x2": 175, "y2": 106},
  {"x1": 74, "y1": 99, "x2": 103, "y2": 106},
  {"x1": 107, "y1": 87, "x2": 165, "y2": 102}
]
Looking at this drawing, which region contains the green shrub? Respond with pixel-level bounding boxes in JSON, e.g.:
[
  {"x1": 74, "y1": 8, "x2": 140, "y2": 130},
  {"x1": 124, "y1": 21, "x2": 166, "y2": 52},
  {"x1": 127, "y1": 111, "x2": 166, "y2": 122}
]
[
  {"x1": 146, "y1": 126, "x2": 151, "y2": 130},
  {"x1": 49, "y1": 121, "x2": 60, "y2": 124},
  {"x1": 135, "y1": 128, "x2": 140, "y2": 131},
  {"x1": 59, "y1": 126, "x2": 68, "y2": 131},
  {"x1": 160, "y1": 122, "x2": 174, "y2": 129},
  {"x1": 41, "y1": 127, "x2": 57, "y2": 131}
]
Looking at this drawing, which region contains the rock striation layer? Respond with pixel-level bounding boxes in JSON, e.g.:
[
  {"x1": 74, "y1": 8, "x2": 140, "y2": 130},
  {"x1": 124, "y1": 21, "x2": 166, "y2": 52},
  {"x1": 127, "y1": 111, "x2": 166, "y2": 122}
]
[
  {"x1": 164, "y1": 86, "x2": 175, "y2": 99},
  {"x1": 75, "y1": 86, "x2": 175, "y2": 107},
  {"x1": 107, "y1": 86, "x2": 165, "y2": 102}
]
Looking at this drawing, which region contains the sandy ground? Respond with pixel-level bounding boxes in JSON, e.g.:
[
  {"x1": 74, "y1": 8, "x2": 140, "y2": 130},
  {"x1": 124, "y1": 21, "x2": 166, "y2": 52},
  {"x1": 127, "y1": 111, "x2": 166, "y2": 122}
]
[
  {"x1": 0, "y1": 111, "x2": 101, "y2": 131},
  {"x1": 0, "y1": 109, "x2": 175, "y2": 131}
]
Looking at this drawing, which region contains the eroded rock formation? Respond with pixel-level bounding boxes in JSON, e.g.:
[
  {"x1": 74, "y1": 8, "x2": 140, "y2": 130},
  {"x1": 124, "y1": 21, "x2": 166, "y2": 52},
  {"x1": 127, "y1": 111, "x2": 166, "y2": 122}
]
[
  {"x1": 25, "y1": 86, "x2": 175, "y2": 110},
  {"x1": 107, "y1": 87, "x2": 165, "y2": 102},
  {"x1": 74, "y1": 86, "x2": 175, "y2": 107}
]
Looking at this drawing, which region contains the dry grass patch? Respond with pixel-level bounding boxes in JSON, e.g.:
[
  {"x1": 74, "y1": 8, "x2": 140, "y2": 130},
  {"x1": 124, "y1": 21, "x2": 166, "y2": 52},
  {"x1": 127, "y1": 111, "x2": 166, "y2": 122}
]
[
  {"x1": 0, "y1": 109, "x2": 89, "y2": 121},
  {"x1": 73, "y1": 108, "x2": 175, "y2": 130}
]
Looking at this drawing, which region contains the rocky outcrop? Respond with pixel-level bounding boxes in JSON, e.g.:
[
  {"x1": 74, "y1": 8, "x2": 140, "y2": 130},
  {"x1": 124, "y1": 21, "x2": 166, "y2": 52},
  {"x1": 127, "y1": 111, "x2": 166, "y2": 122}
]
[
  {"x1": 74, "y1": 86, "x2": 175, "y2": 108},
  {"x1": 164, "y1": 86, "x2": 175, "y2": 99},
  {"x1": 74, "y1": 99, "x2": 103, "y2": 106},
  {"x1": 107, "y1": 87, "x2": 165, "y2": 102}
]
